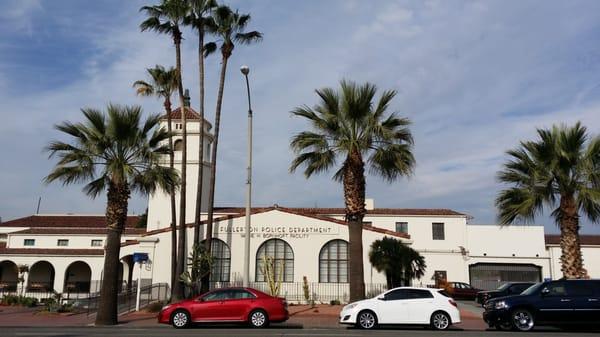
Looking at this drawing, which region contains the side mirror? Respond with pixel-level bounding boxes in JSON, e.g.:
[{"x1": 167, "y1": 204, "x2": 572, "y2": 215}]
[
  {"x1": 541, "y1": 288, "x2": 550, "y2": 296},
  {"x1": 196, "y1": 297, "x2": 205, "y2": 302},
  {"x1": 377, "y1": 296, "x2": 386, "y2": 301}
]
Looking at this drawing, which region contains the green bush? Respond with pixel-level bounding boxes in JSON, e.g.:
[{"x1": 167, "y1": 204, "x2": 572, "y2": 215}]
[
  {"x1": 1, "y1": 295, "x2": 38, "y2": 307},
  {"x1": 1, "y1": 295, "x2": 19, "y2": 306},
  {"x1": 330, "y1": 299, "x2": 341, "y2": 305},
  {"x1": 20, "y1": 296, "x2": 38, "y2": 307},
  {"x1": 146, "y1": 301, "x2": 165, "y2": 313}
]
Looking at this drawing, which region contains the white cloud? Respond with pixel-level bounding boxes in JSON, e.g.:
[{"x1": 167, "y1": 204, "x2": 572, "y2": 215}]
[{"x1": 0, "y1": 0, "x2": 42, "y2": 35}]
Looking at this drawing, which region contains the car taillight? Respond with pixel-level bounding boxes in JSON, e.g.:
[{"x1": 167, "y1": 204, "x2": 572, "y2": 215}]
[
  {"x1": 449, "y1": 299, "x2": 458, "y2": 307},
  {"x1": 279, "y1": 297, "x2": 288, "y2": 308}
]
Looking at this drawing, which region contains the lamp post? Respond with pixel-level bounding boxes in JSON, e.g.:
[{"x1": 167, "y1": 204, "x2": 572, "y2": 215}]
[{"x1": 241, "y1": 65, "x2": 252, "y2": 287}]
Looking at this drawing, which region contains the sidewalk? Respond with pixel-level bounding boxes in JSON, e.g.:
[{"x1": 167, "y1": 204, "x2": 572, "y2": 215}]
[{"x1": 0, "y1": 306, "x2": 92, "y2": 327}]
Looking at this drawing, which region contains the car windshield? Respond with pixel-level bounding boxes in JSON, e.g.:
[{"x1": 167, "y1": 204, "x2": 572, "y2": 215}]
[
  {"x1": 521, "y1": 282, "x2": 543, "y2": 295},
  {"x1": 497, "y1": 283, "x2": 511, "y2": 291}
]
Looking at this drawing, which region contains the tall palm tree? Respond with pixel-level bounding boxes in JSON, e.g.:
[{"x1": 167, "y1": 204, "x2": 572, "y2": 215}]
[
  {"x1": 496, "y1": 122, "x2": 600, "y2": 279},
  {"x1": 369, "y1": 237, "x2": 426, "y2": 288},
  {"x1": 140, "y1": 0, "x2": 190, "y2": 300},
  {"x1": 185, "y1": 0, "x2": 217, "y2": 248},
  {"x1": 203, "y1": 4, "x2": 261, "y2": 291},
  {"x1": 133, "y1": 65, "x2": 179, "y2": 293},
  {"x1": 290, "y1": 80, "x2": 415, "y2": 301},
  {"x1": 45, "y1": 105, "x2": 178, "y2": 325}
]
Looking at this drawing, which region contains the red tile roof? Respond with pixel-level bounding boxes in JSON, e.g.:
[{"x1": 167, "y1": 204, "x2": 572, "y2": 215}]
[
  {"x1": 0, "y1": 215, "x2": 140, "y2": 229},
  {"x1": 161, "y1": 107, "x2": 201, "y2": 120},
  {"x1": 214, "y1": 206, "x2": 467, "y2": 217},
  {"x1": 143, "y1": 206, "x2": 411, "y2": 239},
  {"x1": 12, "y1": 227, "x2": 145, "y2": 235},
  {"x1": 0, "y1": 248, "x2": 104, "y2": 256},
  {"x1": 545, "y1": 234, "x2": 600, "y2": 246}
]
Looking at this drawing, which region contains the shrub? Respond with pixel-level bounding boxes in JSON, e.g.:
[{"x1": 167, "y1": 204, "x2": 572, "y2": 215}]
[
  {"x1": 1, "y1": 295, "x2": 38, "y2": 307},
  {"x1": 146, "y1": 301, "x2": 164, "y2": 313},
  {"x1": 330, "y1": 299, "x2": 341, "y2": 305},
  {"x1": 1, "y1": 295, "x2": 19, "y2": 306},
  {"x1": 20, "y1": 296, "x2": 38, "y2": 307}
]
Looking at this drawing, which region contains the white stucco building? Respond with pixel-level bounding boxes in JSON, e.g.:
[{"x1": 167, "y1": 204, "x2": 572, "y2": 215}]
[{"x1": 1, "y1": 106, "x2": 598, "y2": 302}]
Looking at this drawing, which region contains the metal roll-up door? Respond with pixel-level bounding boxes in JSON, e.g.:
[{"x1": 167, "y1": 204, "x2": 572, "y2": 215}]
[{"x1": 469, "y1": 263, "x2": 541, "y2": 290}]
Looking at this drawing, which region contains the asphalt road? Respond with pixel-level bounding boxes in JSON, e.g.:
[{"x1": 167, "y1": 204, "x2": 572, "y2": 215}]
[{"x1": 3, "y1": 327, "x2": 600, "y2": 337}]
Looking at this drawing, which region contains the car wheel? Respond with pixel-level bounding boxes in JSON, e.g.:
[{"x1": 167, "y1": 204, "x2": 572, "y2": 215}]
[
  {"x1": 511, "y1": 309, "x2": 534, "y2": 332},
  {"x1": 430, "y1": 311, "x2": 451, "y2": 330},
  {"x1": 356, "y1": 310, "x2": 378, "y2": 329},
  {"x1": 249, "y1": 309, "x2": 269, "y2": 328},
  {"x1": 171, "y1": 309, "x2": 191, "y2": 329}
]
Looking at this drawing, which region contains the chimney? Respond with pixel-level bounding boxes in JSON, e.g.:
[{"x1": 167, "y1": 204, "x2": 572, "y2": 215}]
[{"x1": 365, "y1": 198, "x2": 374, "y2": 211}]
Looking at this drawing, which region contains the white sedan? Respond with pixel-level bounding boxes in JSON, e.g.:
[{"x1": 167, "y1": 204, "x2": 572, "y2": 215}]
[{"x1": 339, "y1": 287, "x2": 461, "y2": 330}]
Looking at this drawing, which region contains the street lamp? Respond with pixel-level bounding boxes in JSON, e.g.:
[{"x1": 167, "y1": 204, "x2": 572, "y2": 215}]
[{"x1": 241, "y1": 65, "x2": 252, "y2": 287}]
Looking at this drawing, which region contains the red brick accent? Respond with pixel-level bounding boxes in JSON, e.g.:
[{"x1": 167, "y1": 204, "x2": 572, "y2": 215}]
[
  {"x1": 545, "y1": 234, "x2": 600, "y2": 246},
  {"x1": 1, "y1": 215, "x2": 140, "y2": 229},
  {"x1": 12, "y1": 227, "x2": 145, "y2": 235},
  {"x1": 0, "y1": 248, "x2": 104, "y2": 256},
  {"x1": 160, "y1": 107, "x2": 201, "y2": 120},
  {"x1": 214, "y1": 206, "x2": 466, "y2": 217}
]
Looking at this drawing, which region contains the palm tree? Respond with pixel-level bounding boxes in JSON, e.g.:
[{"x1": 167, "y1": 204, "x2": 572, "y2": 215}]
[
  {"x1": 203, "y1": 4, "x2": 261, "y2": 291},
  {"x1": 133, "y1": 65, "x2": 179, "y2": 294},
  {"x1": 45, "y1": 104, "x2": 178, "y2": 325},
  {"x1": 496, "y1": 122, "x2": 600, "y2": 279},
  {"x1": 184, "y1": 0, "x2": 217, "y2": 248},
  {"x1": 369, "y1": 237, "x2": 426, "y2": 288},
  {"x1": 290, "y1": 80, "x2": 415, "y2": 301},
  {"x1": 140, "y1": 0, "x2": 190, "y2": 300}
]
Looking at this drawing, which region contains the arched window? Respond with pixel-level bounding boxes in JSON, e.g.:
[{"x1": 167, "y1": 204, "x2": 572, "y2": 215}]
[
  {"x1": 173, "y1": 139, "x2": 183, "y2": 151},
  {"x1": 255, "y1": 239, "x2": 294, "y2": 283},
  {"x1": 319, "y1": 239, "x2": 348, "y2": 283},
  {"x1": 203, "y1": 239, "x2": 231, "y2": 282}
]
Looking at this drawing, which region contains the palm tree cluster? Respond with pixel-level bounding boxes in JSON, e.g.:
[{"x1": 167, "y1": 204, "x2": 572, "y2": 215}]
[
  {"x1": 369, "y1": 237, "x2": 426, "y2": 289},
  {"x1": 45, "y1": 0, "x2": 261, "y2": 326},
  {"x1": 138, "y1": 0, "x2": 262, "y2": 301},
  {"x1": 496, "y1": 122, "x2": 600, "y2": 279}
]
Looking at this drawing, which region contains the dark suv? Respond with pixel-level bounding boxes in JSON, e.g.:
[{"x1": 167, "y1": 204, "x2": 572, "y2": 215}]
[
  {"x1": 476, "y1": 282, "x2": 535, "y2": 305},
  {"x1": 483, "y1": 279, "x2": 600, "y2": 331}
]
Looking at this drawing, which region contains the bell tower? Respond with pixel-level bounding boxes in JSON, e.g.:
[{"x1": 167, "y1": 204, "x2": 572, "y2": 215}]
[{"x1": 146, "y1": 92, "x2": 213, "y2": 231}]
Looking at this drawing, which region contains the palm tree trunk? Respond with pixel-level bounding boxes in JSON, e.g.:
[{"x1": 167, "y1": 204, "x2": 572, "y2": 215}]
[
  {"x1": 559, "y1": 195, "x2": 588, "y2": 279},
  {"x1": 95, "y1": 182, "x2": 130, "y2": 326},
  {"x1": 194, "y1": 29, "x2": 205, "y2": 248},
  {"x1": 202, "y1": 54, "x2": 229, "y2": 293},
  {"x1": 344, "y1": 148, "x2": 366, "y2": 302},
  {"x1": 164, "y1": 97, "x2": 178, "y2": 301},
  {"x1": 173, "y1": 34, "x2": 187, "y2": 301}
]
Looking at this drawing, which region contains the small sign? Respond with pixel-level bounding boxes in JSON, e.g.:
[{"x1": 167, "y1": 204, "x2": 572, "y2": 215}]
[{"x1": 133, "y1": 252, "x2": 149, "y2": 263}]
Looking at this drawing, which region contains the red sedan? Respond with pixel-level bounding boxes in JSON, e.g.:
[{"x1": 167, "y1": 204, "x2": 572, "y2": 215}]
[{"x1": 158, "y1": 287, "x2": 289, "y2": 328}]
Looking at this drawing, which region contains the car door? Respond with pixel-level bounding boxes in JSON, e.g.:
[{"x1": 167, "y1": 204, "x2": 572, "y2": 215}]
[
  {"x1": 376, "y1": 289, "x2": 410, "y2": 324},
  {"x1": 461, "y1": 283, "x2": 478, "y2": 299},
  {"x1": 219, "y1": 289, "x2": 255, "y2": 321},
  {"x1": 448, "y1": 283, "x2": 460, "y2": 298},
  {"x1": 536, "y1": 281, "x2": 574, "y2": 323},
  {"x1": 566, "y1": 281, "x2": 597, "y2": 323},
  {"x1": 192, "y1": 289, "x2": 230, "y2": 321},
  {"x1": 405, "y1": 289, "x2": 435, "y2": 324}
]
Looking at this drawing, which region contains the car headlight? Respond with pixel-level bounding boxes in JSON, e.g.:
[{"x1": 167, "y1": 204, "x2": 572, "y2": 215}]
[
  {"x1": 494, "y1": 301, "x2": 509, "y2": 310},
  {"x1": 344, "y1": 303, "x2": 358, "y2": 311},
  {"x1": 161, "y1": 304, "x2": 171, "y2": 311}
]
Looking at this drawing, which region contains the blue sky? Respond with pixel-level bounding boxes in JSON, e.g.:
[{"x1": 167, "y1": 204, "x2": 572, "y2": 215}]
[{"x1": 1, "y1": 0, "x2": 600, "y2": 234}]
